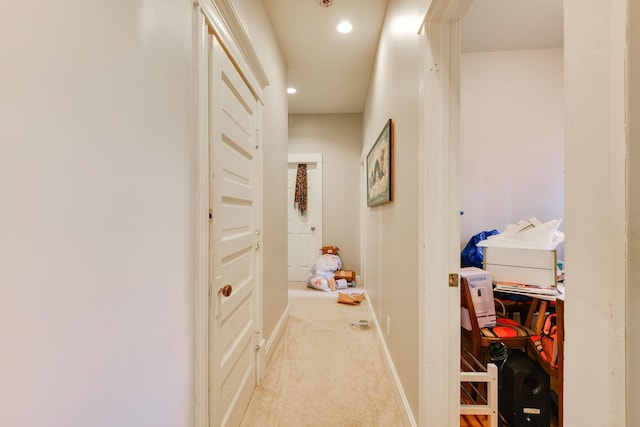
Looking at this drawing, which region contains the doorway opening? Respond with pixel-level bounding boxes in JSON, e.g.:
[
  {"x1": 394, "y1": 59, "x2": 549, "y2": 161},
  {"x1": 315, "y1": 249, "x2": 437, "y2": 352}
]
[
  {"x1": 287, "y1": 153, "x2": 323, "y2": 282},
  {"x1": 459, "y1": 1, "x2": 565, "y2": 425}
]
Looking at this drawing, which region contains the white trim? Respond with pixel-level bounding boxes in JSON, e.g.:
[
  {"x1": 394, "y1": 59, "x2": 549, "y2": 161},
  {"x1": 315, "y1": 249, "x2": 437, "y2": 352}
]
[
  {"x1": 262, "y1": 304, "x2": 290, "y2": 368},
  {"x1": 420, "y1": 0, "x2": 472, "y2": 27},
  {"x1": 418, "y1": 1, "x2": 471, "y2": 425},
  {"x1": 288, "y1": 153, "x2": 323, "y2": 164},
  {"x1": 196, "y1": 0, "x2": 268, "y2": 103},
  {"x1": 193, "y1": 10, "x2": 210, "y2": 427},
  {"x1": 360, "y1": 158, "x2": 365, "y2": 289},
  {"x1": 254, "y1": 104, "x2": 265, "y2": 386},
  {"x1": 562, "y1": 2, "x2": 629, "y2": 425},
  {"x1": 365, "y1": 293, "x2": 417, "y2": 427}
]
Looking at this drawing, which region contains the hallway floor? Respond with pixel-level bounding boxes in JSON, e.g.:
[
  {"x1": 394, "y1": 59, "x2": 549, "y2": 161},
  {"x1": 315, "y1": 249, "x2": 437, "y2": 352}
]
[{"x1": 240, "y1": 282, "x2": 404, "y2": 426}]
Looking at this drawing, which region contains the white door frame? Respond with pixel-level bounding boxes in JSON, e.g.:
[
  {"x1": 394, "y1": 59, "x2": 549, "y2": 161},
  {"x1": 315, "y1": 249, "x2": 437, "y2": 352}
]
[
  {"x1": 193, "y1": 1, "x2": 268, "y2": 426},
  {"x1": 417, "y1": 0, "x2": 472, "y2": 425}
]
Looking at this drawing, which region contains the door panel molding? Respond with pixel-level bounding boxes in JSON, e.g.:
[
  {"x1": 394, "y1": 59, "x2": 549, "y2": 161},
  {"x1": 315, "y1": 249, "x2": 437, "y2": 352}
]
[
  {"x1": 194, "y1": 2, "x2": 266, "y2": 426},
  {"x1": 209, "y1": 34, "x2": 259, "y2": 427}
]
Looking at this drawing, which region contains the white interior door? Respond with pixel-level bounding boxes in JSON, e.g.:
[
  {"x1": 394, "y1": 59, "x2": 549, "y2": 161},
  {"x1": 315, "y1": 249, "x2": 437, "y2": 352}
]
[
  {"x1": 209, "y1": 35, "x2": 260, "y2": 427},
  {"x1": 287, "y1": 154, "x2": 323, "y2": 281}
]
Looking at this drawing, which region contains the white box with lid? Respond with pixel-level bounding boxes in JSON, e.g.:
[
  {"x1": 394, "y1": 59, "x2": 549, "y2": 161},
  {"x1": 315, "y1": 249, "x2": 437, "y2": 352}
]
[
  {"x1": 483, "y1": 247, "x2": 557, "y2": 288},
  {"x1": 460, "y1": 267, "x2": 496, "y2": 330}
]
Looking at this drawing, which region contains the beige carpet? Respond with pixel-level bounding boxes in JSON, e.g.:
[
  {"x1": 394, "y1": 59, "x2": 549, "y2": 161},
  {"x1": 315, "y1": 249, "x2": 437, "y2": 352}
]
[{"x1": 240, "y1": 282, "x2": 404, "y2": 427}]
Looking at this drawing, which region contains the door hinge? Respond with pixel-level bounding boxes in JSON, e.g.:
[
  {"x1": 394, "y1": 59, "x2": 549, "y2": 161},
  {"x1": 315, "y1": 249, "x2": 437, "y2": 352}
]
[
  {"x1": 209, "y1": 209, "x2": 213, "y2": 223},
  {"x1": 255, "y1": 231, "x2": 261, "y2": 251},
  {"x1": 449, "y1": 273, "x2": 459, "y2": 287},
  {"x1": 255, "y1": 331, "x2": 265, "y2": 351}
]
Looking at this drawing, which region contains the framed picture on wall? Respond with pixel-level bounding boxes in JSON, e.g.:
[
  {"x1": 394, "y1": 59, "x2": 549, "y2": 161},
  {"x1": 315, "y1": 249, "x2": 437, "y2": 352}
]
[{"x1": 366, "y1": 119, "x2": 393, "y2": 207}]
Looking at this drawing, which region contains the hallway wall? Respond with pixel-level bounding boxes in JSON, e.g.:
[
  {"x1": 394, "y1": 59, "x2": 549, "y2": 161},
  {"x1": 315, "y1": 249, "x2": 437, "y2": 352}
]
[
  {"x1": 460, "y1": 49, "x2": 565, "y2": 257},
  {"x1": 362, "y1": 0, "x2": 421, "y2": 419},
  {"x1": 288, "y1": 113, "x2": 363, "y2": 274},
  {"x1": 0, "y1": 1, "x2": 196, "y2": 425},
  {"x1": 0, "y1": 1, "x2": 290, "y2": 426}
]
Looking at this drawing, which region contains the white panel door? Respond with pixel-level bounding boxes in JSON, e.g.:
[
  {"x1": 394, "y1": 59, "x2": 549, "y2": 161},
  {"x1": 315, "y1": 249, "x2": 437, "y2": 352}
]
[
  {"x1": 209, "y1": 35, "x2": 259, "y2": 427},
  {"x1": 287, "y1": 156, "x2": 322, "y2": 281}
]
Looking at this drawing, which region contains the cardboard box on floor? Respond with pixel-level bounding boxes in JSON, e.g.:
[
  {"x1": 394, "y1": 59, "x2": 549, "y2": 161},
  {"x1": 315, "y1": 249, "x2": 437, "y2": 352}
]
[
  {"x1": 460, "y1": 267, "x2": 496, "y2": 330},
  {"x1": 321, "y1": 246, "x2": 340, "y2": 255},
  {"x1": 334, "y1": 270, "x2": 355, "y2": 282}
]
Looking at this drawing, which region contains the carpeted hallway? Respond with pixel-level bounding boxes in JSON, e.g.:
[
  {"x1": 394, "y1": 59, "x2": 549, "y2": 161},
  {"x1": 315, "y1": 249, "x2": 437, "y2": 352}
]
[{"x1": 240, "y1": 282, "x2": 404, "y2": 426}]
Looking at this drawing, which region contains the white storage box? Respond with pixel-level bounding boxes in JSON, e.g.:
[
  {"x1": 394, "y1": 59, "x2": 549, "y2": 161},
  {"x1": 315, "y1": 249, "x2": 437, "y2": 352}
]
[
  {"x1": 483, "y1": 247, "x2": 557, "y2": 288},
  {"x1": 460, "y1": 267, "x2": 496, "y2": 330}
]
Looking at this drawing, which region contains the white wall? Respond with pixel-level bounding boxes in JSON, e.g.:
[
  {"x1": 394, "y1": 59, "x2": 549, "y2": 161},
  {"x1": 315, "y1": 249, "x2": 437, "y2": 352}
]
[
  {"x1": 460, "y1": 49, "x2": 565, "y2": 257},
  {"x1": 288, "y1": 114, "x2": 362, "y2": 273},
  {"x1": 0, "y1": 1, "x2": 195, "y2": 426},
  {"x1": 362, "y1": 0, "x2": 421, "y2": 419},
  {"x1": 231, "y1": 0, "x2": 290, "y2": 349},
  {"x1": 564, "y1": 0, "x2": 628, "y2": 425}
]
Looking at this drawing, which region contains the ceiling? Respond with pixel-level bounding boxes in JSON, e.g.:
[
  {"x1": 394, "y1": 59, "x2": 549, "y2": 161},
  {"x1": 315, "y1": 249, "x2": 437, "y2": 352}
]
[
  {"x1": 462, "y1": 0, "x2": 563, "y2": 53},
  {"x1": 262, "y1": 0, "x2": 563, "y2": 115},
  {"x1": 262, "y1": 0, "x2": 389, "y2": 114}
]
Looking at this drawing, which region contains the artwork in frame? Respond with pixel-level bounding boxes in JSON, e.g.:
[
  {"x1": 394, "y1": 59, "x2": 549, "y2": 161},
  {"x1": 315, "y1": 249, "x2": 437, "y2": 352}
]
[{"x1": 366, "y1": 119, "x2": 393, "y2": 207}]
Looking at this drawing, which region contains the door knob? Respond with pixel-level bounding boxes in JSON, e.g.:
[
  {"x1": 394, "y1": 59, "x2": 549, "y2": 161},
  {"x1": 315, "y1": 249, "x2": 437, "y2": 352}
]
[
  {"x1": 219, "y1": 284, "x2": 233, "y2": 297},
  {"x1": 311, "y1": 226, "x2": 316, "y2": 231}
]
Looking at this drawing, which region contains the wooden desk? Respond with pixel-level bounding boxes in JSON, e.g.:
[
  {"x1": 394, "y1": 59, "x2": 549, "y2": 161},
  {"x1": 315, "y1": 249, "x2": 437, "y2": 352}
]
[
  {"x1": 494, "y1": 283, "x2": 563, "y2": 334},
  {"x1": 526, "y1": 298, "x2": 549, "y2": 334}
]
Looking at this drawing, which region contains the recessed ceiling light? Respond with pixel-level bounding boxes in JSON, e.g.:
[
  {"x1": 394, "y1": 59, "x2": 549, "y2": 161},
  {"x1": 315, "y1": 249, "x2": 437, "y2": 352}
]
[
  {"x1": 337, "y1": 21, "x2": 352, "y2": 34},
  {"x1": 287, "y1": 87, "x2": 297, "y2": 94}
]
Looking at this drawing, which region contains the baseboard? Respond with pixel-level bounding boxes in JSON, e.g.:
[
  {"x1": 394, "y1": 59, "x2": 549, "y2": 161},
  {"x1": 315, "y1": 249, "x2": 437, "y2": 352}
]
[
  {"x1": 263, "y1": 302, "x2": 289, "y2": 368},
  {"x1": 365, "y1": 294, "x2": 417, "y2": 427}
]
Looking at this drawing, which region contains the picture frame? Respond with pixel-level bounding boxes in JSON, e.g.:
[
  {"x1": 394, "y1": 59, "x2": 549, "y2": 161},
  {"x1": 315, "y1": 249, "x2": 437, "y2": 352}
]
[{"x1": 366, "y1": 119, "x2": 393, "y2": 207}]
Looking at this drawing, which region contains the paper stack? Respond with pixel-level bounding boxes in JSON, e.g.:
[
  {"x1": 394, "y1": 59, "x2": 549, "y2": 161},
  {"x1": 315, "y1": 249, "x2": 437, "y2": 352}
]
[{"x1": 493, "y1": 282, "x2": 563, "y2": 301}]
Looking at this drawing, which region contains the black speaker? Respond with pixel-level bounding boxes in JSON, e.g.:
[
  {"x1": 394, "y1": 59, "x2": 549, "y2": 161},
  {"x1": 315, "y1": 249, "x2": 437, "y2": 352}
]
[{"x1": 499, "y1": 350, "x2": 550, "y2": 426}]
